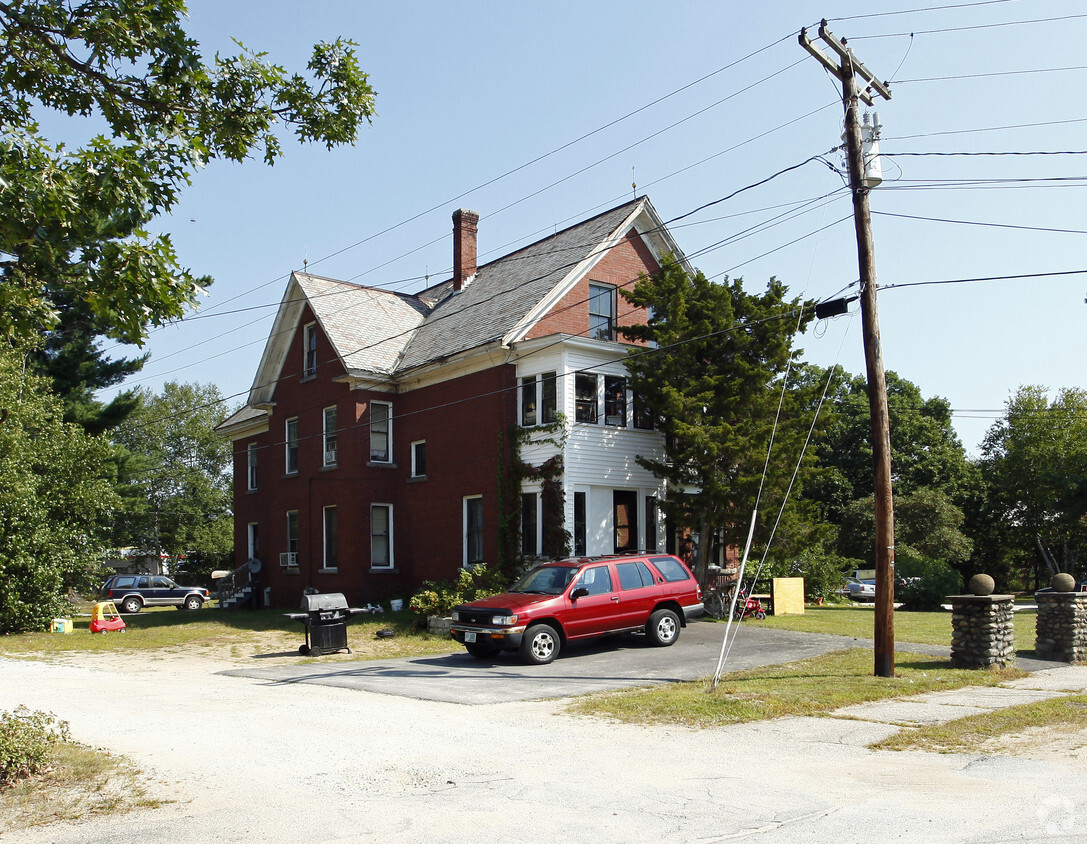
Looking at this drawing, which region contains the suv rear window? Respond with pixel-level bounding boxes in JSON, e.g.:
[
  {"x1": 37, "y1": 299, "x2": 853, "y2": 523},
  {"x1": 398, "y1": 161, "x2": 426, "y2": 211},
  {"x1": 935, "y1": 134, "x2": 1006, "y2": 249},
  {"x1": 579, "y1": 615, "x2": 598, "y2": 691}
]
[
  {"x1": 113, "y1": 576, "x2": 136, "y2": 588},
  {"x1": 616, "y1": 561, "x2": 655, "y2": 590},
  {"x1": 649, "y1": 556, "x2": 692, "y2": 583}
]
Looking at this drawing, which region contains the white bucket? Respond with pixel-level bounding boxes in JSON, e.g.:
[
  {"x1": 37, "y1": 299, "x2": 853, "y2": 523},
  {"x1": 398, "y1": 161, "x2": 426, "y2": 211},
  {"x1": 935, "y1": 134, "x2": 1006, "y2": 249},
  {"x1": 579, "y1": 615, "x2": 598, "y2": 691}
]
[{"x1": 389, "y1": 599, "x2": 404, "y2": 612}]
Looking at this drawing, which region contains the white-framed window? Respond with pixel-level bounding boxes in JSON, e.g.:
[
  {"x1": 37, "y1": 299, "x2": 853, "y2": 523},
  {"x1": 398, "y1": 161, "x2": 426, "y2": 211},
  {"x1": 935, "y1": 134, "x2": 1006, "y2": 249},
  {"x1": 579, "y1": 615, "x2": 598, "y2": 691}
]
[
  {"x1": 464, "y1": 495, "x2": 484, "y2": 567},
  {"x1": 521, "y1": 492, "x2": 540, "y2": 556},
  {"x1": 247, "y1": 522, "x2": 259, "y2": 560},
  {"x1": 604, "y1": 375, "x2": 627, "y2": 427},
  {"x1": 371, "y1": 504, "x2": 393, "y2": 569},
  {"x1": 369, "y1": 401, "x2": 392, "y2": 463},
  {"x1": 588, "y1": 282, "x2": 616, "y2": 341},
  {"x1": 323, "y1": 406, "x2": 338, "y2": 467},
  {"x1": 520, "y1": 372, "x2": 558, "y2": 427},
  {"x1": 573, "y1": 491, "x2": 587, "y2": 557},
  {"x1": 247, "y1": 443, "x2": 258, "y2": 490},
  {"x1": 644, "y1": 495, "x2": 658, "y2": 552},
  {"x1": 411, "y1": 440, "x2": 426, "y2": 478},
  {"x1": 574, "y1": 373, "x2": 598, "y2": 423},
  {"x1": 285, "y1": 418, "x2": 299, "y2": 474},
  {"x1": 322, "y1": 506, "x2": 338, "y2": 570},
  {"x1": 303, "y1": 322, "x2": 318, "y2": 378}
]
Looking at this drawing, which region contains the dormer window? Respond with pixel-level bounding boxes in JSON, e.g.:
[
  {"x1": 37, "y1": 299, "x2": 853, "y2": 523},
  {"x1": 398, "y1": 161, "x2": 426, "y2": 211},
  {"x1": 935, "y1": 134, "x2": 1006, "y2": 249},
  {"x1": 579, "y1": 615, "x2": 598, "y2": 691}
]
[
  {"x1": 588, "y1": 283, "x2": 616, "y2": 341},
  {"x1": 303, "y1": 323, "x2": 318, "y2": 379}
]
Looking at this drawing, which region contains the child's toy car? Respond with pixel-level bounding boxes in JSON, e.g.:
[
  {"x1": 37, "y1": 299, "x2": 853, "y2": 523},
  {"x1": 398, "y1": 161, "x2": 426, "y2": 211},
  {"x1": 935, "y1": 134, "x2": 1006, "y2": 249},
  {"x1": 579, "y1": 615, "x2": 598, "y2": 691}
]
[{"x1": 89, "y1": 601, "x2": 127, "y2": 633}]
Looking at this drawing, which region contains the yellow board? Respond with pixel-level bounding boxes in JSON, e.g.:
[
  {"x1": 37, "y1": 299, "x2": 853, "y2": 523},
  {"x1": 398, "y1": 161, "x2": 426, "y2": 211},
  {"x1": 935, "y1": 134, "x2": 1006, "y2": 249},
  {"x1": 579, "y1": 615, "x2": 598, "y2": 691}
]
[
  {"x1": 50, "y1": 618, "x2": 73, "y2": 633},
  {"x1": 771, "y1": 577, "x2": 805, "y2": 616}
]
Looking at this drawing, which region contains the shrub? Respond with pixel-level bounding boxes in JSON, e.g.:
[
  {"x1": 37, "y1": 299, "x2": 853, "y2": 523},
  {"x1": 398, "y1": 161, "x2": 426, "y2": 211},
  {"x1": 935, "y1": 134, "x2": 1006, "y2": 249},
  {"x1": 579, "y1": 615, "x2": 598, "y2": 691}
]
[
  {"x1": 895, "y1": 551, "x2": 964, "y2": 610},
  {"x1": 409, "y1": 564, "x2": 509, "y2": 617},
  {"x1": 0, "y1": 707, "x2": 70, "y2": 789}
]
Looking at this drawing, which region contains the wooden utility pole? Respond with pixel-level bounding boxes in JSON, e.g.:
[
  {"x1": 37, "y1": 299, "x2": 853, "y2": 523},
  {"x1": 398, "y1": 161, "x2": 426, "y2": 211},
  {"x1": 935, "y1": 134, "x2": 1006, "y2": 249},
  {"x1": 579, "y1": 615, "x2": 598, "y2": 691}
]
[{"x1": 800, "y1": 21, "x2": 896, "y2": 677}]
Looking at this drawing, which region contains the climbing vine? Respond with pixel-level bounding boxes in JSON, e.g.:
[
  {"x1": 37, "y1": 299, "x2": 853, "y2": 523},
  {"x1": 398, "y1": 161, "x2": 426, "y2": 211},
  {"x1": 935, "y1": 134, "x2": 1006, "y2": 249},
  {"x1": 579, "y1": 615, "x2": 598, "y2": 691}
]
[{"x1": 497, "y1": 414, "x2": 571, "y2": 575}]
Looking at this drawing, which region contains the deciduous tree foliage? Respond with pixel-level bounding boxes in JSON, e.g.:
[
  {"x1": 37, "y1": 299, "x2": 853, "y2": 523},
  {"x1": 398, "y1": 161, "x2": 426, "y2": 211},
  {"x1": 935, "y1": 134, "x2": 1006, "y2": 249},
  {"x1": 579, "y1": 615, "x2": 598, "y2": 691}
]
[
  {"x1": 620, "y1": 260, "x2": 815, "y2": 577},
  {"x1": 0, "y1": 0, "x2": 377, "y2": 345},
  {"x1": 975, "y1": 385, "x2": 1087, "y2": 587},
  {"x1": 109, "y1": 382, "x2": 236, "y2": 578},
  {"x1": 0, "y1": 347, "x2": 118, "y2": 633}
]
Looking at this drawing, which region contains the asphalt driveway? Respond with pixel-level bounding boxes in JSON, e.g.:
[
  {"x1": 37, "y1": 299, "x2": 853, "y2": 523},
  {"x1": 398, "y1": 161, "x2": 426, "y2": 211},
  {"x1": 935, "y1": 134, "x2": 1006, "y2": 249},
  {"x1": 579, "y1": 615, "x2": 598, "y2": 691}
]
[{"x1": 221, "y1": 620, "x2": 950, "y2": 704}]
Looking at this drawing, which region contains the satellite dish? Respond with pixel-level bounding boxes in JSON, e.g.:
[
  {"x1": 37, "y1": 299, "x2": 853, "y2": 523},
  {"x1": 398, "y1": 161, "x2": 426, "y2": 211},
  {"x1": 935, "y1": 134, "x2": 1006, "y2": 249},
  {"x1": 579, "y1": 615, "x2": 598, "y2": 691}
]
[{"x1": 248, "y1": 557, "x2": 262, "y2": 574}]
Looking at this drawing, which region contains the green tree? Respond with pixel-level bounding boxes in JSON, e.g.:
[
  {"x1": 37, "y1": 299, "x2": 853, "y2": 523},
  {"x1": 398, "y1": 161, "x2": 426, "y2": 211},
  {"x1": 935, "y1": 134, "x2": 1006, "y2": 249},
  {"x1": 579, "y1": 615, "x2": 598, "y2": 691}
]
[
  {"x1": 837, "y1": 487, "x2": 973, "y2": 566},
  {"x1": 110, "y1": 382, "x2": 236, "y2": 578},
  {"x1": 619, "y1": 260, "x2": 815, "y2": 579},
  {"x1": 0, "y1": 347, "x2": 118, "y2": 633},
  {"x1": 975, "y1": 385, "x2": 1087, "y2": 588},
  {"x1": 0, "y1": 0, "x2": 377, "y2": 345}
]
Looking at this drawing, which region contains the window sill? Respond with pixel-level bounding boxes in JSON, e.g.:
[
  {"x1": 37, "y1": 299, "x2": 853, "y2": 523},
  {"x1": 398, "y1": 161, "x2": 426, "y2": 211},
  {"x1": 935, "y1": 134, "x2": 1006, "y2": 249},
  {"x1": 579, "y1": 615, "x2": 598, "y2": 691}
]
[
  {"x1": 283, "y1": 567, "x2": 301, "y2": 576},
  {"x1": 300, "y1": 373, "x2": 316, "y2": 383},
  {"x1": 246, "y1": 487, "x2": 259, "y2": 494},
  {"x1": 367, "y1": 461, "x2": 397, "y2": 469},
  {"x1": 407, "y1": 475, "x2": 427, "y2": 483},
  {"x1": 320, "y1": 464, "x2": 338, "y2": 472},
  {"x1": 281, "y1": 472, "x2": 299, "y2": 479},
  {"x1": 318, "y1": 567, "x2": 338, "y2": 575},
  {"x1": 369, "y1": 567, "x2": 398, "y2": 574}
]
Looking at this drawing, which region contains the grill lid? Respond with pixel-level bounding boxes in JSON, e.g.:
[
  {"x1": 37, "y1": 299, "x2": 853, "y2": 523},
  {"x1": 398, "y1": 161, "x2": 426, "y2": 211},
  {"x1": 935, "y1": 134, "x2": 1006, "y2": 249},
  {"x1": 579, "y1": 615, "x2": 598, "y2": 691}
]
[{"x1": 301, "y1": 592, "x2": 349, "y2": 613}]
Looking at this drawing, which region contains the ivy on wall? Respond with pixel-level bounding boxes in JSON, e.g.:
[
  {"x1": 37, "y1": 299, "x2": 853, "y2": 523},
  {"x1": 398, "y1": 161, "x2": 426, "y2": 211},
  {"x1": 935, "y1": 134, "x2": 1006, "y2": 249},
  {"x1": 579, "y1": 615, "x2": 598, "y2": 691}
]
[{"x1": 497, "y1": 415, "x2": 571, "y2": 574}]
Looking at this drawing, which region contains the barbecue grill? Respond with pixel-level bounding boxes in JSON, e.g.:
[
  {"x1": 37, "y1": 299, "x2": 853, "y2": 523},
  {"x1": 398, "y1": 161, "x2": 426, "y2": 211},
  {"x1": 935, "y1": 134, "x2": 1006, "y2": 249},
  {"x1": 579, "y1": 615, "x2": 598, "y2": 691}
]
[{"x1": 284, "y1": 592, "x2": 367, "y2": 655}]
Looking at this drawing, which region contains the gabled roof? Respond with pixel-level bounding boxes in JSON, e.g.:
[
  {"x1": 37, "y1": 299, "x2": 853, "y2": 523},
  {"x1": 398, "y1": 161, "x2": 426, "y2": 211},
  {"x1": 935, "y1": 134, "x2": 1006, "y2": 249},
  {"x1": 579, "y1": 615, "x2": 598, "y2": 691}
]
[{"x1": 241, "y1": 195, "x2": 687, "y2": 407}]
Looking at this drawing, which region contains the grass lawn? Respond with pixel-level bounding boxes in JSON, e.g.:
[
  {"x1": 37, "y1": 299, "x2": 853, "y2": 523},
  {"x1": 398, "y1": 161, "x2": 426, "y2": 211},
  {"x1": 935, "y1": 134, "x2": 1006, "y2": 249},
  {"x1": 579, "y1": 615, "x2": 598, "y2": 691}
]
[
  {"x1": 745, "y1": 603, "x2": 1038, "y2": 649},
  {"x1": 0, "y1": 605, "x2": 458, "y2": 663},
  {"x1": 566, "y1": 648, "x2": 1026, "y2": 728}
]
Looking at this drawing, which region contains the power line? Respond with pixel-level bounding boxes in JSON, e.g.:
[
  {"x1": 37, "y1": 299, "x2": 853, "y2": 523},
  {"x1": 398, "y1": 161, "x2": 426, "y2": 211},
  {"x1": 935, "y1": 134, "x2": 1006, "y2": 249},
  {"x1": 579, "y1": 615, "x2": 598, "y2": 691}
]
[
  {"x1": 895, "y1": 64, "x2": 1087, "y2": 84},
  {"x1": 872, "y1": 210, "x2": 1087, "y2": 236}
]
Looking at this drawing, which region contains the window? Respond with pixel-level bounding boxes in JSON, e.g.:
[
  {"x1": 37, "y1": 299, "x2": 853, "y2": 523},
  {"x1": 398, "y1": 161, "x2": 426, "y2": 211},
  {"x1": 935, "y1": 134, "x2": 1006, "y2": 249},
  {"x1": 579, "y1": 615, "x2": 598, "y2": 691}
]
[
  {"x1": 369, "y1": 401, "x2": 391, "y2": 462},
  {"x1": 285, "y1": 418, "x2": 299, "y2": 474},
  {"x1": 247, "y1": 523, "x2": 259, "y2": 560},
  {"x1": 371, "y1": 504, "x2": 392, "y2": 569},
  {"x1": 633, "y1": 391, "x2": 654, "y2": 430},
  {"x1": 541, "y1": 372, "x2": 557, "y2": 424},
  {"x1": 286, "y1": 510, "x2": 299, "y2": 555},
  {"x1": 411, "y1": 441, "x2": 427, "y2": 478},
  {"x1": 645, "y1": 496, "x2": 658, "y2": 552},
  {"x1": 520, "y1": 376, "x2": 537, "y2": 426},
  {"x1": 323, "y1": 407, "x2": 338, "y2": 467},
  {"x1": 650, "y1": 555, "x2": 692, "y2": 583},
  {"x1": 588, "y1": 282, "x2": 616, "y2": 341},
  {"x1": 604, "y1": 375, "x2": 627, "y2": 427},
  {"x1": 322, "y1": 506, "x2": 338, "y2": 570},
  {"x1": 616, "y1": 561, "x2": 655, "y2": 590},
  {"x1": 521, "y1": 492, "x2": 539, "y2": 556},
  {"x1": 574, "y1": 373, "x2": 598, "y2": 423},
  {"x1": 574, "y1": 491, "x2": 586, "y2": 556},
  {"x1": 303, "y1": 323, "x2": 318, "y2": 378},
  {"x1": 464, "y1": 495, "x2": 483, "y2": 566},
  {"x1": 520, "y1": 372, "x2": 558, "y2": 427},
  {"x1": 576, "y1": 565, "x2": 612, "y2": 596},
  {"x1": 247, "y1": 443, "x2": 258, "y2": 490}
]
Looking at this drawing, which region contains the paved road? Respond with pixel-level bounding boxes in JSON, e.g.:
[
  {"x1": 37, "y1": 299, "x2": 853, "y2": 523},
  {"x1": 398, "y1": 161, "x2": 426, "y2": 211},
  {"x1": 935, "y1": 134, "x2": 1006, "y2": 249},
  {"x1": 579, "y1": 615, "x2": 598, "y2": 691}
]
[{"x1": 223, "y1": 620, "x2": 953, "y2": 703}]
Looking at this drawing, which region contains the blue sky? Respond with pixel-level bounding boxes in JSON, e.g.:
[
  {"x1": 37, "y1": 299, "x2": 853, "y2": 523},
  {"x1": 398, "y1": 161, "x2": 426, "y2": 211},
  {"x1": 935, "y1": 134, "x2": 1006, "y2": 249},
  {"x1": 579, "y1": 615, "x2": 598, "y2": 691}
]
[{"x1": 92, "y1": 0, "x2": 1086, "y2": 455}]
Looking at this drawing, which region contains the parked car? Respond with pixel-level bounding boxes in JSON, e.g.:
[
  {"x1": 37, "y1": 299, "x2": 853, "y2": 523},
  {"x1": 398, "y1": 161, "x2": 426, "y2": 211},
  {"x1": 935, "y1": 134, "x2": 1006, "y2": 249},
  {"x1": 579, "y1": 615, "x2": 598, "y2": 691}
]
[
  {"x1": 844, "y1": 577, "x2": 876, "y2": 602},
  {"x1": 99, "y1": 574, "x2": 211, "y2": 613},
  {"x1": 450, "y1": 554, "x2": 703, "y2": 665}
]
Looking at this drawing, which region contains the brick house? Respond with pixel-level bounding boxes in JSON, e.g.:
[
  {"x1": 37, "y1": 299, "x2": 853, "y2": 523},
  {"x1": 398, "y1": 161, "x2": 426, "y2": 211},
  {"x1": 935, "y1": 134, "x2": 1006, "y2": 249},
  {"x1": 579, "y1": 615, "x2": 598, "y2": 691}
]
[{"x1": 215, "y1": 196, "x2": 693, "y2": 608}]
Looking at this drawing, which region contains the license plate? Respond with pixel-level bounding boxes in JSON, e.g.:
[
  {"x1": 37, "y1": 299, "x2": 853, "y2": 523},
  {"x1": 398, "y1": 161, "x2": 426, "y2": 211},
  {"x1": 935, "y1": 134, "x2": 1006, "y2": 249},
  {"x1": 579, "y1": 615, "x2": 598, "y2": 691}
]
[{"x1": 464, "y1": 631, "x2": 476, "y2": 643}]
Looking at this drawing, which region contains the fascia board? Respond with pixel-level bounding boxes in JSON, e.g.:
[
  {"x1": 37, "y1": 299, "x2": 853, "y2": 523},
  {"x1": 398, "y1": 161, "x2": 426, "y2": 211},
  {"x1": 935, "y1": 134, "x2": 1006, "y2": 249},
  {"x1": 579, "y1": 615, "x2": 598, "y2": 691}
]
[
  {"x1": 248, "y1": 276, "x2": 306, "y2": 405},
  {"x1": 500, "y1": 200, "x2": 649, "y2": 348},
  {"x1": 392, "y1": 341, "x2": 508, "y2": 393}
]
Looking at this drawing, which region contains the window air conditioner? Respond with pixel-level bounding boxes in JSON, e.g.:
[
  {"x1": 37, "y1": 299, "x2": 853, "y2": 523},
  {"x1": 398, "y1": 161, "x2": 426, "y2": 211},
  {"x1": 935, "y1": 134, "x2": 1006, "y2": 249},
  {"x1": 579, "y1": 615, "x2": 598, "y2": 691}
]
[{"x1": 279, "y1": 552, "x2": 298, "y2": 567}]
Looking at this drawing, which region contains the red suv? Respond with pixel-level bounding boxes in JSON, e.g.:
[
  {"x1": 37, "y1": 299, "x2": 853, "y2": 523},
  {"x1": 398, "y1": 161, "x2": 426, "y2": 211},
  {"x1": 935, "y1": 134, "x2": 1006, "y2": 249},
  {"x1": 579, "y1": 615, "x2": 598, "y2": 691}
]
[{"x1": 450, "y1": 554, "x2": 703, "y2": 664}]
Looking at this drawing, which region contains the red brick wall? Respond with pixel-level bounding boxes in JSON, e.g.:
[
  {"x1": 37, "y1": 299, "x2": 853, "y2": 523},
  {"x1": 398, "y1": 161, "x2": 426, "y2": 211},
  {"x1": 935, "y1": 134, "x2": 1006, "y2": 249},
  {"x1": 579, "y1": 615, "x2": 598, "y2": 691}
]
[
  {"x1": 229, "y1": 310, "x2": 518, "y2": 608},
  {"x1": 527, "y1": 228, "x2": 658, "y2": 341}
]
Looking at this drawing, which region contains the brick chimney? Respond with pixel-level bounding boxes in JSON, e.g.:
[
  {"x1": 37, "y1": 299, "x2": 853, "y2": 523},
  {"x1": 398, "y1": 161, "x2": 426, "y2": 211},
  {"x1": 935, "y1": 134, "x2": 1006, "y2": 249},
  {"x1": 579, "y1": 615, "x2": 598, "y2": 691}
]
[{"x1": 452, "y1": 208, "x2": 479, "y2": 292}]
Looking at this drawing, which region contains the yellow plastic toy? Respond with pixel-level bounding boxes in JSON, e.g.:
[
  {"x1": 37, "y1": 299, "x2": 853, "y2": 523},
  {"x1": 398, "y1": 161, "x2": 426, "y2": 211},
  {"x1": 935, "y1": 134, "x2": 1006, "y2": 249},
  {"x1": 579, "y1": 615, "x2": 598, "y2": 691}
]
[{"x1": 90, "y1": 601, "x2": 127, "y2": 633}]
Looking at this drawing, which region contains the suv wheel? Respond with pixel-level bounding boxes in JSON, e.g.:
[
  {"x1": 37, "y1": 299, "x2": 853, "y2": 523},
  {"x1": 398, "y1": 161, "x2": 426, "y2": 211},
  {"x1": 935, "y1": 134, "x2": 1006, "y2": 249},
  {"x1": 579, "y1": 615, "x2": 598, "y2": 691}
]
[
  {"x1": 121, "y1": 597, "x2": 142, "y2": 614},
  {"x1": 646, "y1": 608, "x2": 680, "y2": 647},
  {"x1": 182, "y1": 595, "x2": 204, "y2": 611},
  {"x1": 519, "y1": 623, "x2": 560, "y2": 665}
]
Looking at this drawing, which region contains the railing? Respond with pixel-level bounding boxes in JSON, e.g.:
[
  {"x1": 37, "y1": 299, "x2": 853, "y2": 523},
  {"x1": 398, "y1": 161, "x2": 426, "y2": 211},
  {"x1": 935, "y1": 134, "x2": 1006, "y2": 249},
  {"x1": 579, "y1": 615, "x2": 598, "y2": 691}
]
[{"x1": 215, "y1": 559, "x2": 257, "y2": 608}]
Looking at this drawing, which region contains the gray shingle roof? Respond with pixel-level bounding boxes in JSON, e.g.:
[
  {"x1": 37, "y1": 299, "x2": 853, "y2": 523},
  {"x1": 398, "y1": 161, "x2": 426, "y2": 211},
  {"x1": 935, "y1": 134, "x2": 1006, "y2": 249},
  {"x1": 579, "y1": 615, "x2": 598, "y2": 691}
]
[{"x1": 397, "y1": 199, "x2": 642, "y2": 371}]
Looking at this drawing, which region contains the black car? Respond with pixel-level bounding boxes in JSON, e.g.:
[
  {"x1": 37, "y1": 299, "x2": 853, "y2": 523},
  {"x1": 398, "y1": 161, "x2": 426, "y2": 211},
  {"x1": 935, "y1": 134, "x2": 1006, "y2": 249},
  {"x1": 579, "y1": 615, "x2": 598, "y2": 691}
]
[{"x1": 100, "y1": 574, "x2": 211, "y2": 613}]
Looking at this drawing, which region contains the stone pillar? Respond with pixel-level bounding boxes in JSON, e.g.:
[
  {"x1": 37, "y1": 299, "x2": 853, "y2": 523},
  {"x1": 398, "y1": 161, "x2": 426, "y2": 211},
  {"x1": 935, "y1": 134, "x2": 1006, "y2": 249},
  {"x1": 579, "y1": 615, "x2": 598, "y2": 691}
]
[
  {"x1": 1035, "y1": 589, "x2": 1087, "y2": 663},
  {"x1": 948, "y1": 594, "x2": 1016, "y2": 669}
]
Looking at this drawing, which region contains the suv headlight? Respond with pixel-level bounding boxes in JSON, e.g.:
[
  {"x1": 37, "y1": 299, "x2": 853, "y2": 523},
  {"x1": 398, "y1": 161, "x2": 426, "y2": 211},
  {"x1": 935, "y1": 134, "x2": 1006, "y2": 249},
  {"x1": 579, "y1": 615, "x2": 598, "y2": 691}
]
[
  {"x1": 492, "y1": 614, "x2": 517, "y2": 626},
  {"x1": 451, "y1": 611, "x2": 460, "y2": 622}
]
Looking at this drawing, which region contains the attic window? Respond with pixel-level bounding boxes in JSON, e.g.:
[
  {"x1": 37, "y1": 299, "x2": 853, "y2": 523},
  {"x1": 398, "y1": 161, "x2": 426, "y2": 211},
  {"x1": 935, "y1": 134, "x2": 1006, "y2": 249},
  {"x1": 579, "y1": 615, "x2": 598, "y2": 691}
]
[
  {"x1": 588, "y1": 283, "x2": 616, "y2": 341},
  {"x1": 303, "y1": 323, "x2": 318, "y2": 379}
]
